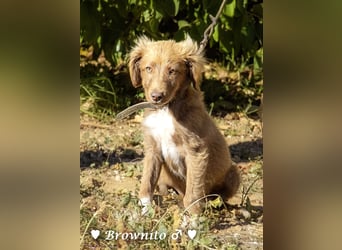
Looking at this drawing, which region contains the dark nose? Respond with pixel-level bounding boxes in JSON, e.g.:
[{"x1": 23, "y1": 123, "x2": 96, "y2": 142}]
[{"x1": 151, "y1": 92, "x2": 163, "y2": 102}]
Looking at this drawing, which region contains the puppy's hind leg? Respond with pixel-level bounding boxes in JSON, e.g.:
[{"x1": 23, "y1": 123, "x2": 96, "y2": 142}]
[{"x1": 222, "y1": 163, "x2": 241, "y2": 200}]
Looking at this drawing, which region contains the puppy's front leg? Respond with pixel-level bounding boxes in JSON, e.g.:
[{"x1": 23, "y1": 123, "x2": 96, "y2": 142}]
[
  {"x1": 139, "y1": 139, "x2": 163, "y2": 212},
  {"x1": 183, "y1": 145, "x2": 209, "y2": 214}
]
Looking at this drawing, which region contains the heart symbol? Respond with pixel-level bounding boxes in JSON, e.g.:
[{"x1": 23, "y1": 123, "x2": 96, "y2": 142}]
[
  {"x1": 187, "y1": 229, "x2": 197, "y2": 239},
  {"x1": 91, "y1": 229, "x2": 100, "y2": 239}
]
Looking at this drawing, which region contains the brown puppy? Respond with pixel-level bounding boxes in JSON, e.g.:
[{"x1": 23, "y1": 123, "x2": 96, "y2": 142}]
[{"x1": 128, "y1": 36, "x2": 240, "y2": 214}]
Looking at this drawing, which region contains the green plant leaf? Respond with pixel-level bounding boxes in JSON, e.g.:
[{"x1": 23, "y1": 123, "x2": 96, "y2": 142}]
[
  {"x1": 219, "y1": 27, "x2": 234, "y2": 54},
  {"x1": 224, "y1": 0, "x2": 236, "y2": 17},
  {"x1": 149, "y1": 18, "x2": 160, "y2": 34},
  {"x1": 213, "y1": 25, "x2": 219, "y2": 42},
  {"x1": 209, "y1": 196, "x2": 223, "y2": 208},
  {"x1": 178, "y1": 20, "x2": 191, "y2": 29},
  {"x1": 152, "y1": 0, "x2": 179, "y2": 16},
  {"x1": 97, "y1": 0, "x2": 102, "y2": 12},
  {"x1": 203, "y1": 0, "x2": 221, "y2": 14},
  {"x1": 173, "y1": 0, "x2": 180, "y2": 16}
]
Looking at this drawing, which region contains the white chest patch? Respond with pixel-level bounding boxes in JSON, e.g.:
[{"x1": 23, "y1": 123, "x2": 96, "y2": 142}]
[{"x1": 143, "y1": 108, "x2": 180, "y2": 165}]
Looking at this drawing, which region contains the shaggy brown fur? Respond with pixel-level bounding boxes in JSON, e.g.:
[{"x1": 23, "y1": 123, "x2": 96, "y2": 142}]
[{"x1": 128, "y1": 36, "x2": 240, "y2": 213}]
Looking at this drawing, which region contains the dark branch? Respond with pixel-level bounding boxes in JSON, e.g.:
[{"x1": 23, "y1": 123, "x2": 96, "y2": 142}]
[{"x1": 199, "y1": 0, "x2": 228, "y2": 52}]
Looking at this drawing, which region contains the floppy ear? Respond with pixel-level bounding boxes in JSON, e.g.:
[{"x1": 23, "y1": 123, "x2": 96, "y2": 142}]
[
  {"x1": 128, "y1": 54, "x2": 141, "y2": 88},
  {"x1": 185, "y1": 58, "x2": 205, "y2": 91},
  {"x1": 179, "y1": 36, "x2": 206, "y2": 90},
  {"x1": 128, "y1": 36, "x2": 151, "y2": 88}
]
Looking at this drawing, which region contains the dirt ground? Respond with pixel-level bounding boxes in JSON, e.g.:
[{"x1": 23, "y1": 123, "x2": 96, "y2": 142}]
[{"x1": 80, "y1": 111, "x2": 263, "y2": 249}]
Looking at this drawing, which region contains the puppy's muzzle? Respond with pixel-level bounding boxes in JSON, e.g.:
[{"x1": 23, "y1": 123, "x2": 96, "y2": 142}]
[{"x1": 151, "y1": 91, "x2": 164, "y2": 103}]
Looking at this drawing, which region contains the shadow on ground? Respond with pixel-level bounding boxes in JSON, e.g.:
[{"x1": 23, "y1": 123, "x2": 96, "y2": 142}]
[
  {"x1": 229, "y1": 138, "x2": 263, "y2": 163},
  {"x1": 80, "y1": 138, "x2": 262, "y2": 168},
  {"x1": 80, "y1": 147, "x2": 142, "y2": 168}
]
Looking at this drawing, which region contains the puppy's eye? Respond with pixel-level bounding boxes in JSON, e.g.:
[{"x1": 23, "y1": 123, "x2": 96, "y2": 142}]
[
  {"x1": 145, "y1": 66, "x2": 152, "y2": 73},
  {"x1": 168, "y1": 69, "x2": 175, "y2": 75}
]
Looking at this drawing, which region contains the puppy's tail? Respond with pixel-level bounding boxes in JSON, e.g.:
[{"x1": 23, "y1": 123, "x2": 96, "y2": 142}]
[{"x1": 223, "y1": 162, "x2": 241, "y2": 200}]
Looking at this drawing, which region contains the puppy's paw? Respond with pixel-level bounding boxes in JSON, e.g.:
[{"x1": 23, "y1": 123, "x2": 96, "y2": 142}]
[
  {"x1": 139, "y1": 197, "x2": 152, "y2": 215},
  {"x1": 180, "y1": 213, "x2": 199, "y2": 229}
]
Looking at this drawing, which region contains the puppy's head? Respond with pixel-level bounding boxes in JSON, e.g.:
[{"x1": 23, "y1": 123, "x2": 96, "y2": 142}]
[{"x1": 128, "y1": 36, "x2": 205, "y2": 106}]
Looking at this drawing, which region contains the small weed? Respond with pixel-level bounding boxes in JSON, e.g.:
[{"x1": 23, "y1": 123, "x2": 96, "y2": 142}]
[{"x1": 241, "y1": 176, "x2": 261, "y2": 207}]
